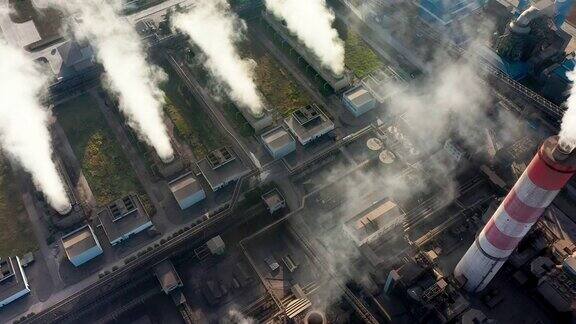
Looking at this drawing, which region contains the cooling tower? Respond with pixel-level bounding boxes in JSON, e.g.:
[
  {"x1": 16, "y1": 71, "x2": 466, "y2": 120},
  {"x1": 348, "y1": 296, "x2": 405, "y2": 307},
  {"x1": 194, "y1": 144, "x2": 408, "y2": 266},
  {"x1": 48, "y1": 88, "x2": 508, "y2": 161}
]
[{"x1": 454, "y1": 136, "x2": 576, "y2": 292}]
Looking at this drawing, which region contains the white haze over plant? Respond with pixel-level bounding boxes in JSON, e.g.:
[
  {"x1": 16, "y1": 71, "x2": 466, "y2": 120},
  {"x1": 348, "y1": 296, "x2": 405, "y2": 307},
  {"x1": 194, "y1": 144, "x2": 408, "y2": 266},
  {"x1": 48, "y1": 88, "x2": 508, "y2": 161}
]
[
  {"x1": 264, "y1": 0, "x2": 345, "y2": 76},
  {"x1": 172, "y1": 0, "x2": 264, "y2": 116},
  {"x1": 0, "y1": 41, "x2": 71, "y2": 213},
  {"x1": 298, "y1": 56, "x2": 522, "y2": 310},
  {"x1": 51, "y1": 0, "x2": 174, "y2": 162},
  {"x1": 560, "y1": 70, "x2": 576, "y2": 151}
]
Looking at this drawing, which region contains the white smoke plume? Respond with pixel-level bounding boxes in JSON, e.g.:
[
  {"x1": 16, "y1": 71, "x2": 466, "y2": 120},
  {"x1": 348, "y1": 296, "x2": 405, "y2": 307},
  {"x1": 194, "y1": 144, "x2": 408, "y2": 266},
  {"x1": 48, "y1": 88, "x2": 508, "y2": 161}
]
[
  {"x1": 51, "y1": 0, "x2": 175, "y2": 162},
  {"x1": 264, "y1": 0, "x2": 345, "y2": 76},
  {"x1": 0, "y1": 40, "x2": 71, "y2": 213},
  {"x1": 172, "y1": 0, "x2": 264, "y2": 116},
  {"x1": 222, "y1": 308, "x2": 256, "y2": 324},
  {"x1": 559, "y1": 70, "x2": 576, "y2": 152}
]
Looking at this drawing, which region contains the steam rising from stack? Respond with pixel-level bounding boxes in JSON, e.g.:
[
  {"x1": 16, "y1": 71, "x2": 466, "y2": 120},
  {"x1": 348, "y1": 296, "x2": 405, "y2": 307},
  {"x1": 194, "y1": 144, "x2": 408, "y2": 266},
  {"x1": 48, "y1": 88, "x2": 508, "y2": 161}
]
[
  {"x1": 559, "y1": 70, "x2": 576, "y2": 152},
  {"x1": 264, "y1": 0, "x2": 345, "y2": 76},
  {"x1": 171, "y1": 0, "x2": 264, "y2": 116},
  {"x1": 52, "y1": 0, "x2": 175, "y2": 162},
  {"x1": 0, "y1": 41, "x2": 71, "y2": 214}
]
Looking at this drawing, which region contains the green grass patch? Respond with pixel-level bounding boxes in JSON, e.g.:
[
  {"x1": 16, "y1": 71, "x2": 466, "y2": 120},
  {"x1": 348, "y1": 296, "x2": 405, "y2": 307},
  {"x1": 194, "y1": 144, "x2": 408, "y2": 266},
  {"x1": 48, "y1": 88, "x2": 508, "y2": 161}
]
[
  {"x1": 221, "y1": 102, "x2": 255, "y2": 138},
  {"x1": 161, "y1": 61, "x2": 227, "y2": 158},
  {"x1": 0, "y1": 157, "x2": 37, "y2": 258},
  {"x1": 55, "y1": 94, "x2": 142, "y2": 206},
  {"x1": 244, "y1": 40, "x2": 311, "y2": 117},
  {"x1": 344, "y1": 31, "x2": 383, "y2": 78}
]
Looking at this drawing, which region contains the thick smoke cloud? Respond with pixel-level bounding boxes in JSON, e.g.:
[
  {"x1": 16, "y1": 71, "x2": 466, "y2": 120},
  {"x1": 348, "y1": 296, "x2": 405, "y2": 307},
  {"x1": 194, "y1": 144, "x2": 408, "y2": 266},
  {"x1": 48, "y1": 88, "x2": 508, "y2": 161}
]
[
  {"x1": 264, "y1": 0, "x2": 345, "y2": 76},
  {"x1": 559, "y1": 71, "x2": 576, "y2": 151},
  {"x1": 172, "y1": 0, "x2": 264, "y2": 116},
  {"x1": 52, "y1": 0, "x2": 175, "y2": 162},
  {"x1": 0, "y1": 41, "x2": 71, "y2": 213}
]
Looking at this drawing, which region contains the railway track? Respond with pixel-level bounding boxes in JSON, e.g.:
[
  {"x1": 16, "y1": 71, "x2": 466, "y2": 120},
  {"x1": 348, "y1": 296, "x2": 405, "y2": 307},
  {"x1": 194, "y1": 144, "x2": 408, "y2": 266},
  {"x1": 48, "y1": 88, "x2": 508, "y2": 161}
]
[
  {"x1": 287, "y1": 225, "x2": 380, "y2": 324},
  {"x1": 403, "y1": 174, "x2": 485, "y2": 230}
]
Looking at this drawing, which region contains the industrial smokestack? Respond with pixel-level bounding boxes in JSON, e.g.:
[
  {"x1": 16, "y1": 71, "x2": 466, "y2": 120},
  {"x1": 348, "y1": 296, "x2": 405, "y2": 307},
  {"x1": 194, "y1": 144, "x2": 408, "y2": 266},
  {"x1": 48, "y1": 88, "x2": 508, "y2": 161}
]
[
  {"x1": 0, "y1": 40, "x2": 72, "y2": 214},
  {"x1": 454, "y1": 136, "x2": 576, "y2": 292}
]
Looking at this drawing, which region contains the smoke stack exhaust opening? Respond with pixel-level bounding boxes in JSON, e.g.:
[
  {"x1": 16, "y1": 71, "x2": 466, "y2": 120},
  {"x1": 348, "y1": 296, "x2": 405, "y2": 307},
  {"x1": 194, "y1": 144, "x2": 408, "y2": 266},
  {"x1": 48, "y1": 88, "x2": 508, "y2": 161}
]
[
  {"x1": 161, "y1": 154, "x2": 175, "y2": 164},
  {"x1": 57, "y1": 203, "x2": 73, "y2": 215}
]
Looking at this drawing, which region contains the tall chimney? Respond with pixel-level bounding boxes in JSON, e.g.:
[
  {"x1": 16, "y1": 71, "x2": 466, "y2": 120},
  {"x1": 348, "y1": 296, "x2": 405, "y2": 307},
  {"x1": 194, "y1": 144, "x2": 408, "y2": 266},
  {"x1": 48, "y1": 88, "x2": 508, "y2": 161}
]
[
  {"x1": 454, "y1": 136, "x2": 576, "y2": 292},
  {"x1": 554, "y1": 0, "x2": 575, "y2": 27}
]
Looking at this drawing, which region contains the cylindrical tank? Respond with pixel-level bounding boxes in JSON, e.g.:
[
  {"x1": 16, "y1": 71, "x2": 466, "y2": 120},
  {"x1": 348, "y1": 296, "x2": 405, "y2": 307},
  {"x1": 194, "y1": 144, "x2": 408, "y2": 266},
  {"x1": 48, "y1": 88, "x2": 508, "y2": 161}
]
[
  {"x1": 454, "y1": 136, "x2": 576, "y2": 292},
  {"x1": 305, "y1": 310, "x2": 326, "y2": 324},
  {"x1": 555, "y1": 0, "x2": 575, "y2": 27}
]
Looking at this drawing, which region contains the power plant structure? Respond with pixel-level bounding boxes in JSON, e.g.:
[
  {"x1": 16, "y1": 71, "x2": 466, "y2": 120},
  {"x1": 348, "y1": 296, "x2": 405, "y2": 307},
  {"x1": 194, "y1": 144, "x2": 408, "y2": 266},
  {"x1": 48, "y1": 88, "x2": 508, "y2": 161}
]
[
  {"x1": 262, "y1": 11, "x2": 352, "y2": 92},
  {"x1": 454, "y1": 136, "x2": 576, "y2": 292},
  {"x1": 495, "y1": 0, "x2": 571, "y2": 76}
]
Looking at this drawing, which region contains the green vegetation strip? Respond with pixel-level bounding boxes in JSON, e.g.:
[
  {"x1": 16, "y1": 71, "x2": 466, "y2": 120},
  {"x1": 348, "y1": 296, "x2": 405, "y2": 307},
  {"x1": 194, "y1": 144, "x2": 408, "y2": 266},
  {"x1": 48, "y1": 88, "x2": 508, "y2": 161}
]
[
  {"x1": 344, "y1": 31, "x2": 383, "y2": 78},
  {"x1": 161, "y1": 61, "x2": 227, "y2": 158},
  {"x1": 0, "y1": 157, "x2": 37, "y2": 258},
  {"x1": 251, "y1": 46, "x2": 311, "y2": 117},
  {"x1": 56, "y1": 94, "x2": 142, "y2": 206}
]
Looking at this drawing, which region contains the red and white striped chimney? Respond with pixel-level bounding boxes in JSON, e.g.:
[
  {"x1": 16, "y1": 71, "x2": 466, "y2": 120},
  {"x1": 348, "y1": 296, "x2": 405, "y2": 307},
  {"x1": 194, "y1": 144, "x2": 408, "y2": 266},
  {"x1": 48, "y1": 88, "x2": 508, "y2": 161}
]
[{"x1": 454, "y1": 136, "x2": 576, "y2": 292}]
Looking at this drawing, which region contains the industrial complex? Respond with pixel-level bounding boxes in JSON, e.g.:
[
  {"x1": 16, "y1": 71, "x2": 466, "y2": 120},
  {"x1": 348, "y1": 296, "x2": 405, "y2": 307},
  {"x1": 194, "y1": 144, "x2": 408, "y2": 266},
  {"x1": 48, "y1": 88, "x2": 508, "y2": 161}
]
[{"x1": 1, "y1": 0, "x2": 576, "y2": 323}]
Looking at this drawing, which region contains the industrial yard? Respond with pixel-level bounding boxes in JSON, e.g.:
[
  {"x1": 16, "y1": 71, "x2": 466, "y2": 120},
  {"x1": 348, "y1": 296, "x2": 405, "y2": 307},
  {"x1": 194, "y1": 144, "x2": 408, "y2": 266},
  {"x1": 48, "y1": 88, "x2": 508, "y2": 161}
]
[{"x1": 1, "y1": 0, "x2": 576, "y2": 323}]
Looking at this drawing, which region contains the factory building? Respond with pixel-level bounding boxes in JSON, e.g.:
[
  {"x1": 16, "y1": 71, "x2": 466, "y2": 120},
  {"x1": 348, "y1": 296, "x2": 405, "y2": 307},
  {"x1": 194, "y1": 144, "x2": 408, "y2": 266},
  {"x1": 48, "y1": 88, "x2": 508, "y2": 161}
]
[
  {"x1": 153, "y1": 260, "x2": 183, "y2": 295},
  {"x1": 360, "y1": 68, "x2": 405, "y2": 105},
  {"x1": 169, "y1": 173, "x2": 206, "y2": 210},
  {"x1": 46, "y1": 41, "x2": 100, "y2": 102},
  {"x1": 444, "y1": 139, "x2": 470, "y2": 163},
  {"x1": 342, "y1": 85, "x2": 376, "y2": 117},
  {"x1": 0, "y1": 257, "x2": 30, "y2": 308},
  {"x1": 61, "y1": 225, "x2": 103, "y2": 267},
  {"x1": 98, "y1": 194, "x2": 153, "y2": 246},
  {"x1": 197, "y1": 147, "x2": 250, "y2": 191},
  {"x1": 206, "y1": 235, "x2": 225, "y2": 255},
  {"x1": 343, "y1": 198, "x2": 404, "y2": 246},
  {"x1": 455, "y1": 136, "x2": 576, "y2": 292},
  {"x1": 261, "y1": 188, "x2": 286, "y2": 214},
  {"x1": 284, "y1": 104, "x2": 335, "y2": 146},
  {"x1": 261, "y1": 126, "x2": 296, "y2": 159},
  {"x1": 262, "y1": 11, "x2": 352, "y2": 92}
]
